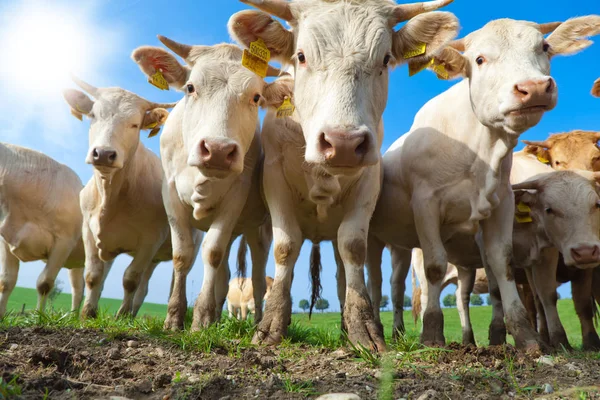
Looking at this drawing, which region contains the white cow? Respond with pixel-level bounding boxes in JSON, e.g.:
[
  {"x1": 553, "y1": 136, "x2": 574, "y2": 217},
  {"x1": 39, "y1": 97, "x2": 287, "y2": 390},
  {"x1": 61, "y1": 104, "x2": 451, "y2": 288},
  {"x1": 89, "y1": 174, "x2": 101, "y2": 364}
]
[
  {"x1": 132, "y1": 38, "x2": 289, "y2": 331},
  {"x1": 63, "y1": 78, "x2": 175, "y2": 318},
  {"x1": 410, "y1": 152, "x2": 600, "y2": 349},
  {"x1": 367, "y1": 16, "x2": 600, "y2": 350},
  {"x1": 229, "y1": 0, "x2": 459, "y2": 350},
  {"x1": 227, "y1": 276, "x2": 274, "y2": 320},
  {"x1": 0, "y1": 143, "x2": 85, "y2": 316}
]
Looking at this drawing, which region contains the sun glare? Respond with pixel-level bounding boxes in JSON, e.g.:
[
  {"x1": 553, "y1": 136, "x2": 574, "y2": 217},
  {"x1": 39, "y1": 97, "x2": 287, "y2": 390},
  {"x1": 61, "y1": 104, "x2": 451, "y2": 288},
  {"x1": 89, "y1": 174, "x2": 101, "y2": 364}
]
[{"x1": 0, "y1": 3, "x2": 100, "y2": 97}]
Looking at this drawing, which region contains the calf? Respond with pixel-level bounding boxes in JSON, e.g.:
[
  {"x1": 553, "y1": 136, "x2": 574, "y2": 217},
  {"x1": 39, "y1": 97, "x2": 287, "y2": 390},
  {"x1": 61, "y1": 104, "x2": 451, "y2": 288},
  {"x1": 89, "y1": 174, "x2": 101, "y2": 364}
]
[
  {"x1": 227, "y1": 276, "x2": 274, "y2": 320},
  {"x1": 0, "y1": 143, "x2": 86, "y2": 317},
  {"x1": 229, "y1": 0, "x2": 459, "y2": 350},
  {"x1": 132, "y1": 38, "x2": 288, "y2": 330},
  {"x1": 63, "y1": 78, "x2": 175, "y2": 318},
  {"x1": 367, "y1": 16, "x2": 600, "y2": 350}
]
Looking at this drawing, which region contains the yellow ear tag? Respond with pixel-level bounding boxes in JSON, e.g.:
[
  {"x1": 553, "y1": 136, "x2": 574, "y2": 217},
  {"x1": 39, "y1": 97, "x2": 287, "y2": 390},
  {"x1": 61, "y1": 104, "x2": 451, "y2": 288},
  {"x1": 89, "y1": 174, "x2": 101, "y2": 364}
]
[
  {"x1": 403, "y1": 43, "x2": 427, "y2": 59},
  {"x1": 431, "y1": 62, "x2": 449, "y2": 80},
  {"x1": 516, "y1": 202, "x2": 531, "y2": 213},
  {"x1": 276, "y1": 97, "x2": 295, "y2": 118},
  {"x1": 144, "y1": 122, "x2": 158, "y2": 129},
  {"x1": 70, "y1": 109, "x2": 83, "y2": 121},
  {"x1": 147, "y1": 127, "x2": 161, "y2": 138},
  {"x1": 242, "y1": 38, "x2": 271, "y2": 78},
  {"x1": 149, "y1": 70, "x2": 169, "y2": 90},
  {"x1": 408, "y1": 58, "x2": 434, "y2": 77},
  {"x1": 537, "y1": 154, "x2": 550, "y2": 164},
  {"x1": 515, "y1": 214, "x2": 533, "y2": 223}
]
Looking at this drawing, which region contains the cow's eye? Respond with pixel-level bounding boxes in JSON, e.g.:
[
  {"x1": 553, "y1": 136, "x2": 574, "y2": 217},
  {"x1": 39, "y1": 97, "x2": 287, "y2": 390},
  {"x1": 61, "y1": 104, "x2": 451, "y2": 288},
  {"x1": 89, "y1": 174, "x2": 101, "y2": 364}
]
[
  {"x1": 186, "y1": 84, "x2": 195, "y2": 94},
  {"x1": 253, "y1": 94, "x2": 261, "y2": 103},
  {"x1": 297, "y1": 52, "x2": 306, "y2": 64},
  {"x1": 131, "y1": 124, "x2": 139, "y2": 129},
  {"x1": 383, "y1": 54, "x2": 391, "y2": 67},
  {"x1": 476, "y1": 56, "x2": 485, "y2": 66},
  {"x1": 543, "y1": 42, "x2": 550, "y2": 52},
  {"x1": 555, "y1": 161, "x2": 561, "y2": 166},
  {"x1": 545, "y1": 207, "x2": 554, "y2": 214}
]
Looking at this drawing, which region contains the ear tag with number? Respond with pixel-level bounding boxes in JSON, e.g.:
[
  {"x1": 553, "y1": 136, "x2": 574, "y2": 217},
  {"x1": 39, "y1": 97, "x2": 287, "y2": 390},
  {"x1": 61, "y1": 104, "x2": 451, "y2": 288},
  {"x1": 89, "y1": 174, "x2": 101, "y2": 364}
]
[
  {"x1": 537, "y1": 154, "x2": 550, "y2": 164},
  {"x1": 403, "y1": 43, "x2": 427, "y2": 59},
  {"x1": 276, "y1": 97, "x2": 295, "y2": 118},
  {"x1": 149, "y1": 70, "x2": 169, "y2": 90},
  {"x1": 242, "y1": 38, "x2": 271, "y2": 78},
  {"x1": 516, "y1": 202, "x2": 531, "y2": 213}
]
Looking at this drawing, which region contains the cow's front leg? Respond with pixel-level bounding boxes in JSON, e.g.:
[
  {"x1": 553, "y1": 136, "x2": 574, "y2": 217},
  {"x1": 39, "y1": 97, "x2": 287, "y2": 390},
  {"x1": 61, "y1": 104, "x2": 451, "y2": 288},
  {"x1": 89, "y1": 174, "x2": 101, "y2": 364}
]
[
  {"x1": 245, "y1": 222, "x2": 272, "y2": 325},
  {"x1": 456, "y1": 266, "x2": 476, "y2": 346},
  {"x1": 117, "y1": 246, "x2": 161, "y2": 318},
  {"x1": 339, "y1": 216, "x2": 386, "y2": 352},
  {"x1": 131, "y1": 262, "x2": 159, "y2": 317},
  {"x1": 413, "y1": 196, "x2": 448, "y2": 347},
  {"x1": 36, "y1": 238, "x2": 76, "y2": 312},
  {"x1": 389, "y1": 244, "x2": 411, "y2": 339},
  {"x1": 480, "y1": 191, "x2": 541, "y2": 351},
  {"x1": 571, "y1": 269, "x2": 600, "y2": 350},
  {"x1": 333, "y1": 240, "x2": 347, "y2": 333},
  {"x1": 0, "y1": 241, "x2": 19, "y2": 318},
  {"x1": 366, "y1": 235, "x2": 385, "y2": 324},
  {"x1": 81, "y1": 222, "x2": 108, "y2": 319},
  {"x1": 68, "y1": 267, "x2": 85, "y2": 313}
]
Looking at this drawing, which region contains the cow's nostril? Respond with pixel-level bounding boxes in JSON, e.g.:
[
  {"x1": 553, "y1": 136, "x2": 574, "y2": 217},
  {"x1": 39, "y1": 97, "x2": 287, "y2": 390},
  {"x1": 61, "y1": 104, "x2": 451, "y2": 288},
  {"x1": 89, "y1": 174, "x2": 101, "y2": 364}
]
[
  {"x1": 200, "y1": 140, "x2": 210, "y2": 158},
  {"x1": 108, "y1": 152, "x2": 116, "y2": 162},
  {"x1": 93, "y1": 149, "x2": 99, "y2": 159},
  {"x1": 355, "y1": 135, "x2": 369, "y2": 157},
  {"x1": 545, "y1": 79, "x2": 555, "y2": 93},
  {"x1": 319, "y1": 133, "x2": 333, "y2": 151},
  {"x1": 514, "y1": 84, "x2": 528, "y2": 97},
  {"x1": 226, "y1": 146, "x2": 237, "y2": 163}
]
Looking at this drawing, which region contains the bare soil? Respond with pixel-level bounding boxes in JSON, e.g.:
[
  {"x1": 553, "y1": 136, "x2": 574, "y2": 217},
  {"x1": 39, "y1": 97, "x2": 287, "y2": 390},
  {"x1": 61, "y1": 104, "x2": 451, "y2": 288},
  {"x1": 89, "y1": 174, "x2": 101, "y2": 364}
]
[{"x1": 1, "y1": 327, "x2": 600, "y2": 399}]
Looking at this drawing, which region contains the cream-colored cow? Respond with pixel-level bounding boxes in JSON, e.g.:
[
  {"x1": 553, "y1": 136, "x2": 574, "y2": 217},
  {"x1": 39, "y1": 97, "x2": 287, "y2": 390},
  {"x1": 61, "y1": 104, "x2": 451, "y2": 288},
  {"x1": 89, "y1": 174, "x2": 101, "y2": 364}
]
[
  {"x1": 229, "y1": 0, "x2": 459, "y2": 351},
  {"x1": 132, "y1": 38, "x2": 289, "y2": 331},
  {"x1": 63, "y1": 78, "x2": 175, "y2": 318},
  {"x1": 366, "y1": 16, "x2": 600, "y2": 350},
  {"x1": 0, "y1": 143, "x2": 87, "y2": 316},
  {"x1": 227, "y1": 276, "x2": 274, "y2": 320}
]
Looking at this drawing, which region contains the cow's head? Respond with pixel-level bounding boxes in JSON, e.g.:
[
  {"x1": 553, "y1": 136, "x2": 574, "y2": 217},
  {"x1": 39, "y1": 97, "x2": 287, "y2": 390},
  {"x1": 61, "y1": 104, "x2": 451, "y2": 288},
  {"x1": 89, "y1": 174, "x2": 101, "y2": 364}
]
[
  {"x1": 63, "y1": 77, "x2": 173, "y2": 174},
  {"x1": 229, "y1": 0, "x2": 459, "y2": 172},
  {"x1": 413, "y1": 16, "x2": 600, "y2": 135},
  {"x1": 132, "y1": 38, "x2": 292, "y2": 179},
  {"x1": 523, "y1": 131, "x2": 600, "y2": 171},
  {"x1": 513, "y1": 170, "x2": 600, "y2": 268},
  {"x1": 592, "y1": 78, "x2": 600, "y2": 97}
]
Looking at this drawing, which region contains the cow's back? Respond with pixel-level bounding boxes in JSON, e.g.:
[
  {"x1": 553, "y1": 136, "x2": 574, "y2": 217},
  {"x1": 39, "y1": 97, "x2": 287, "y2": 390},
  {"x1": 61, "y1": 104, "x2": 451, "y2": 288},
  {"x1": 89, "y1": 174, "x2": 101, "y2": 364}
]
[{"x1": 0, "y1": 143, "x2": 83, "y2": 261}]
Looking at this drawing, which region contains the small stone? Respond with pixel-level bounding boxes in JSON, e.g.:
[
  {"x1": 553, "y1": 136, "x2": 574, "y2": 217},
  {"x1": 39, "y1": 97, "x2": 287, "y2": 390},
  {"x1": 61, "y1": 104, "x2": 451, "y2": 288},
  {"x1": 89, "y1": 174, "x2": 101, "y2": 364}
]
[
  {"x1": 218, "y1": 396, "x2": 231, "y2": 400},
  {"x1": 255, "y1": 389, "x2": 260, "y2": 396},
  {"x1": 107, "y1": 348, "x2": 121, "y2": 360},
  {"x1": 136, "y1": 380, "x2": 153, "y2": 394},
  {"x1": 126, "y1": 340, "x2": 139, "y2": 348},
  {"x1": 417, "y1": 389, "x2": 437, "y2": 400},
  {"x1": 266, "y1": 374, "x2": 281, "y2": 389},
  {"x1": 80, "y1": 351, "x2": 90, "y2": 357},
  {"x1": 99, "y1": 338, "x2": 108, "y2": 345},
  {"x1": 331, "y1": 349, "x2": 352, "y2": 360},
  {"x1": 536, "y1": 355, "x2": 555, "y2": 367},
  {"x1": 565, "y1": 362, "x2": 580, "y2": 371},
  {"x1": 8, "y1": 344, "x2": 18, "y2": 351},
  {"x1": 542, "y1": 383, "x2": 554, "y2": 394},
  {"x1": 316, "y1": 394, "x2": 361, "y2": 400},
  {"x1": 154, "y1": 373, "x2": 172, "y2": 389},
  {"x1": 155, "y1": 347, "x2": 165, "y2": 357},
  {"x1": 366, "y1": 385, "x2": 373, "y2": 392},
  {"x1": 188, "y1": 375, "x2": 199, "y2": 383}
]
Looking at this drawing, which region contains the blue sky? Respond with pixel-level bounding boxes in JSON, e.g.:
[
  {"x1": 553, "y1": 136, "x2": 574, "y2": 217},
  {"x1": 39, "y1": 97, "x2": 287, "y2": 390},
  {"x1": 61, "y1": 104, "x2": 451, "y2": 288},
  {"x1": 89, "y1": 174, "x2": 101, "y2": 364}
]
[{"x1": 1, "y1": 0, "x2": 598, "y2": 312}]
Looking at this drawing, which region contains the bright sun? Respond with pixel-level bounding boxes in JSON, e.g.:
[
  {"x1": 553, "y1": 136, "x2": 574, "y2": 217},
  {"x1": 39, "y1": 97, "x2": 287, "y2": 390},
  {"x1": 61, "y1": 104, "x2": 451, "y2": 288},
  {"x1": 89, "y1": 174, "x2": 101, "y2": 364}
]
[{"x1": 0, "y1": 3, "x2": 96, "y2": 97}]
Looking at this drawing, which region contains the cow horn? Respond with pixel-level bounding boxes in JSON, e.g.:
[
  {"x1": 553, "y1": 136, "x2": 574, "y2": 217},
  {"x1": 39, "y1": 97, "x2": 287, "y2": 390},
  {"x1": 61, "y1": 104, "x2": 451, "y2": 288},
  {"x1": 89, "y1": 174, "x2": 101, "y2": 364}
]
[
  {"x1": 240, "y1": 0, "x2": 294, "y2": 22},
  {"x1": 158, "y1": 35, "x2": 193, "y2": 60},
  {"x1": 393, "y1": 0, "x2": 454, "y2": 24},
  {"x1": 538, "y1": 22, "x2": 562, "y2": 34},
  {"x1": 70, "y1": 74, "x2": 100, "y2": 97},
  {"x1": 522, "y1": 139, "x2": 552, "y2": 149},
  {"x1": 512, "y1": 180, "x2": 540, "y2": 191},
  {"x1": 448, "y1": 38, "x2": 465, "y2": 52},
  {"x1": 266, "y1": 65, "x2": 282, "y2": 77},
  {"x1": 147, "y1": 101, "x2": 179, "y2": 110}
]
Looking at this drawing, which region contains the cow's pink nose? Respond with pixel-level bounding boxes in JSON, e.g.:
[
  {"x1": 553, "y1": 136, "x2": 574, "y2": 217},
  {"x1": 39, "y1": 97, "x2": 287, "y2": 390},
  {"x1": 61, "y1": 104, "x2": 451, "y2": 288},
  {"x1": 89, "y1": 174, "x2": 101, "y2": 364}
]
[
  {"x1": 513, "y1": 78, "x2": 555, "y2": 105},
  {"x1": 570, "y1": 245, "x2": 600, "y2": 266},
  {"x1": 198, "y1": 139, "x2": 238, "y2": 170},
  {"x1": 91, "y1": 147, "x2": 117, "y2": 167},
  {"x1": 319, "y1": 130, "x2": 370, "y2": 167}
]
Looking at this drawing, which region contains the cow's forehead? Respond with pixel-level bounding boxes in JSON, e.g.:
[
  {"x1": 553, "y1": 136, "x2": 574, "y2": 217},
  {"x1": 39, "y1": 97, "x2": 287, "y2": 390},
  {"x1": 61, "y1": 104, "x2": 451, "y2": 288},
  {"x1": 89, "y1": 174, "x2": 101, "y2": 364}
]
[
  {"x1": 466, "y1": 19, "x2": 542, "y2": 52},
  {"x1": 189, "y1": 61, "x2": 263, "y2": 95},
  {"x1": 541, "y1": 172, "x2": 597, "y2": 204},
  {"x1": 93, "y1": 88, "x2": 147, "y2": 119}
]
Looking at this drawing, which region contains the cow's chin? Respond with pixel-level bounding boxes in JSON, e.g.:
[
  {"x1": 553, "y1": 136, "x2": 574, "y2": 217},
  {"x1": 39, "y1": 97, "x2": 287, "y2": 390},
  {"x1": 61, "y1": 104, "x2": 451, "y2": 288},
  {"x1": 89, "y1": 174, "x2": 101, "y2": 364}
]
[
  {"x1": 502, "y1": 111, "x2": 546, "y2": 135},
  {"x1": 562, "y1": 256, "x2": 600, "y2": 270},
  {"x1": 93, "y1": 165, "x2": 121, "y2": 179}
]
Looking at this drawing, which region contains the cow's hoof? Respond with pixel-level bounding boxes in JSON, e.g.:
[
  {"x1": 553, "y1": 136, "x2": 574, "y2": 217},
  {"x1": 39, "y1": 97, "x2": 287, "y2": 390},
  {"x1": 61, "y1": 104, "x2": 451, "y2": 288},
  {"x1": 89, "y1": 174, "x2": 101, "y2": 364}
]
[
  {"x1": 582, "y1": 333, "x2": 600, "y2": 351},
  {"x1": 462, "y1": 331, "x2": 476, "y2": 346},
  {"x1": 116, "y1": 307, "x2": 132, "y2": 319},
  {"x1": 421, "y1": 309, "x2": 445, "y2": 347},
  {"x1": 163, "y1": 313, "x2": 184, "y2": 331},
  {"x1": 252, "y1": 315, "x2": 286, "y2": 346},
  {"x1": 488, "y1": 322, "x2": 507, "y2": 346},
  {"x1": 81, "y1": 305, "x2": 98, "y2": 319},
  {"x1": 392, "y1": 325, "x2": 406, "y2": 342},
  {"x1": 191, "y1": 308, "x2": 217, "y2": 331},
  {"x1": 549, "y1": 333, "x2": 572, "y2": 351},
  {"x1": 344, "y1": 289, "x2": 386, "y2": 352}
]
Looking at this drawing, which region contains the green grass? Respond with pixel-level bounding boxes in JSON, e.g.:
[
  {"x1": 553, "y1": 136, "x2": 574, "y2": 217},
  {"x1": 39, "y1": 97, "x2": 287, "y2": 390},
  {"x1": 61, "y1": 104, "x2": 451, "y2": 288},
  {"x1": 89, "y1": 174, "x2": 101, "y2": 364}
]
[{"x1": 5, "y1": 286, "x2": 587, "y2": 348}]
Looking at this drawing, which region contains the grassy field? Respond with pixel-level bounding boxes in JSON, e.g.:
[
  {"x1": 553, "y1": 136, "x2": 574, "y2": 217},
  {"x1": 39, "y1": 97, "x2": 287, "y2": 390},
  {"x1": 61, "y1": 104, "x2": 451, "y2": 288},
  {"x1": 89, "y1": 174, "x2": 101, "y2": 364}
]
[{"x1": 6, "y1": 286, "x2": 586, "y2": 347}]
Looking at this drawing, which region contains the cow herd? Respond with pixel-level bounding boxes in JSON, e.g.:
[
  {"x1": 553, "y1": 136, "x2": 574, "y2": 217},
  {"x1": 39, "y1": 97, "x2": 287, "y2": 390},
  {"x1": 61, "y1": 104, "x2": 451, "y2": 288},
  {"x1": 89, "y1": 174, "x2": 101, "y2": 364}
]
[{"x1": 1, "y1": 0, "x2": 600, "y2": 354}]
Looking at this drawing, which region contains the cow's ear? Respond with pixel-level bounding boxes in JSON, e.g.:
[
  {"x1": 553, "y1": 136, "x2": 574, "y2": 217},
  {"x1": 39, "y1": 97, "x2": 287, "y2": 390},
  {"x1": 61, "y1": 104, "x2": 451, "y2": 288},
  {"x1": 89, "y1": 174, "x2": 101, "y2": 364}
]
[
  {"x1": 142, "y1": 108, "x2": 170, "y2": 137},
  {"x1": 63, "y1": 89, "x2": 94, "y2": 121},
  {"x1": 592, "y1": 78, "x2": 600, "y2": 98},
  {"x1": 513, "y1": 189, "x2": 537, "y2": 207},
  {"x1": 408, "y1": 47, "x2": 466, "y2": 80},
  {"x1": 546, "y1": 15, "x2": 600, "y2": 57},
  {"x1": 131, "y1": 46, "x2": 190, "y2": 90},
  {"x1": 392, "y1": 11, "x2": 459, "y2": 66},
  {"x1": 228, "y1": 10, "x2": 295, "y2": 63},
  {"x1": 523, "y1": 143, "x2": 552, "y2": 165},
  {"x1": 263, "y1": 74, "x2": 294, "y2": 108}
]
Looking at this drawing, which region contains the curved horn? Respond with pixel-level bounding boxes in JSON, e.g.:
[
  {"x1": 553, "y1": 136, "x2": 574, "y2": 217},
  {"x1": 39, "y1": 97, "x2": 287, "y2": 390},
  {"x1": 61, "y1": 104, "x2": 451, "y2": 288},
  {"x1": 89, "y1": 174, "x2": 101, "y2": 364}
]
[
  {"x1": 147, "y1": 101, "x2": 178, "y2": 110},
  {"x1": 157, "y1": 35, "x2": 193, "y2": 60},
  {"x1": 448, "y1": 38, "x2": 465, "y2": 52},
  {"x1": 266, "y1": 65, "x2": 282, "y2": 77},
  {"x1": 512, "y1": 179, "x2": 540, "y2": 191},
  {"x1": 538, "y1": 22, "x2": 562, "y2": 34},
  {"x1": 393, "y1": 0, "x2": 454, "y2": 24},
  {"x1": 70, "y1": 74, "x2": 100, "y2": 97},
  {"x1": 240, "y1": 0, "x2": 293, "y2": 22},
  {"x1": 522, "y1": 139, "x2": 552, "y2": 149}
]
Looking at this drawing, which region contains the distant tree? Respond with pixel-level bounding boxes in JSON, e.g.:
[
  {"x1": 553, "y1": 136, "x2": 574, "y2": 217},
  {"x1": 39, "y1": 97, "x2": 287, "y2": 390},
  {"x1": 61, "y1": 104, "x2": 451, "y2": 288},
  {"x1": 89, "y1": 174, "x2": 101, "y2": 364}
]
[
  {"x1": 380, "y1": 295, "x2": 390, "y2": 310},
  {"x1": 486, "y1": 295, "x2": 492, "y2": 306},
  {"x1": 299, "y1": 299, "x2": 310, "y2": 312},
  {"x1": 315, "y1": 298, "x2": 330, "y2": 313},
  {"x1": 48, "y1": 279, "x2": 63, "y2": 305},
  {"x1": 404, "y1": 295, "x2": 412, "y2": 308},
  {"x1": 443, "y1": 294, "x2": 457, "y2": 307},
  {"x1": 470, "y1": 294, "x2": 484, "y2": 306}
]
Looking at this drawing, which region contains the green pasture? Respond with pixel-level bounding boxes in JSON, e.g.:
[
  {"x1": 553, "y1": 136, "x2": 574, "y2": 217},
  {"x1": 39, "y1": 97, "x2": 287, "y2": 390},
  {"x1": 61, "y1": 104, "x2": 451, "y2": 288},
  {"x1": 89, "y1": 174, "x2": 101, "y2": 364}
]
[{"x1": 5, "y1": 286, "x2": 586, "y2": 348}]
